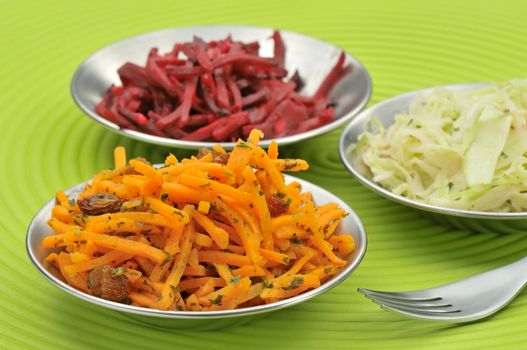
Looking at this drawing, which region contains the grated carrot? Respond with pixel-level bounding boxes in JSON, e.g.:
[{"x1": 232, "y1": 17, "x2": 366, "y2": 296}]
[{"x1": 41, "y1": 129, "x2": 355, "y2": 311}]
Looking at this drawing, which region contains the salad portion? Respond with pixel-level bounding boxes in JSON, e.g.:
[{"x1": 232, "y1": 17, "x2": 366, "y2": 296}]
[
  {"x1": 41, "y1": 130, "x2": 354, "y2": 311},
  {"x1": 352, "y1": 79, "x2": 527, "y2": 212}
]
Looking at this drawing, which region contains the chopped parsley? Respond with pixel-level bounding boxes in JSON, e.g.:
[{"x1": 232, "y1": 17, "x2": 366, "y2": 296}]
[
  {"x1": 115, "y1": 231, "x2": 136, "y2": 237},
  {"x1": 160, "y1": 251, "x2": 173, "y2": 266},
  {"x1": 230, "y1": 275, "x2": 241, "y2": 285},
  {"x1": 173, "y1": 210, "x2": 187, "y2": 218},
  {"x1": 262, "y1": 276, "x2": 273, "y2": 289},
  {"x1": 282, "y1": 277, "x2": 304, "y2": 290},
  {"x1": 284, "y1": 162, "x2": 298, "y2": 170},
  {"x1": 289, "y1": 236, "x2": 304, "y2": 244},
  {"x1": 111, "y1": 267, "x2": 127, "y2": 277},
  {"x1": 209, "y1": 294, "x2": 223, "y2": 305}
]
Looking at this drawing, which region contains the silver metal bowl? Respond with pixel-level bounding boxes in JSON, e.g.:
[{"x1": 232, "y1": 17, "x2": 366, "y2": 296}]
[
  {"x1": 71, "y1": 25, "x2": 372, "y2": 149},
  {"x1": 339, "y1": 83, "x2": 527, "y2": 232},
  {"x1": 26, "y1": 174, "x2": 367, "y2": 329}
]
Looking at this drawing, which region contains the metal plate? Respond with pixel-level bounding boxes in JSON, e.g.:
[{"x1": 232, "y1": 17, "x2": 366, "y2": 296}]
[
  {"x1": 71, "y1": 25, "x2": 372, "y2": 149},
  {"x1": 339, "y1": 83, "x2": 527, "y2": 220},
  {"x1": 26, "y1": 174, "x2": 367, "y2": 327}
]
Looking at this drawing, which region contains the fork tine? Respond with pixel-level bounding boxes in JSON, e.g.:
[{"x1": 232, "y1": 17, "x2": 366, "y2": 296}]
[
  {"x1": 366, "y1": 294, "x2": 451, "y2": 308},
  {"x1": 371, "y1": 296, "x2": 455, "y2": 311},
  {"x1": 358, "y1": 288, "x2": 441, "y2": 302},
  {"x1": 380, "y1": 303, "x2": 462, "y2": 317}
]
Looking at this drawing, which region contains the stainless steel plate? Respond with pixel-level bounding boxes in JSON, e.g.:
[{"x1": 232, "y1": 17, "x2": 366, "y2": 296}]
[
  {"x1": 71, "y1": 25, "x2": 372, "y2": 149},
  {"x1": 339, "y1": 83, "x2": 527, "y2": 220},
  {"x1": 26, "y1": 174, "x2": 367, "y2": 328}
]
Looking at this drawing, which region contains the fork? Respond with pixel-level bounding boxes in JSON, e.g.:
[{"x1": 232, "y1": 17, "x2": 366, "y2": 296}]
[{"x1": 358, "y1": 257, "x2": 527, "y2": 322}]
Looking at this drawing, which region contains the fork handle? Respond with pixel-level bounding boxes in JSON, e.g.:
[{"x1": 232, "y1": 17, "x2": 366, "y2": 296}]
[{"x1": 497, "y1": 256, "x2": 527, "y2": 283}]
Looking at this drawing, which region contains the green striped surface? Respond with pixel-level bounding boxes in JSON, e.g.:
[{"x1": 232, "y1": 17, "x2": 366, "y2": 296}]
[{"x1": 2, "y1": 0, "x2": 527, "y2": 348}]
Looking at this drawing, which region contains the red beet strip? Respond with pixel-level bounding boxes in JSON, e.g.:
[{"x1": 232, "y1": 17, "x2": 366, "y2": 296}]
[
  {"x1": 272, "y1": 31, "x2": 285, "y2": 68},
  {"x1": 313, "y1": 52, "x2": 351, "y2": 100}
]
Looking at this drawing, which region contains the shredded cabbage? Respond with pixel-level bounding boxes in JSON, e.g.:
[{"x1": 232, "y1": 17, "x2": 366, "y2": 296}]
[{"x1": 351, "y1": 79, "x2": 527, "y2": 212}]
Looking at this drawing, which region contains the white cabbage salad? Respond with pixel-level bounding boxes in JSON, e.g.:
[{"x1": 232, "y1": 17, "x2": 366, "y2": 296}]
[{"x1": 352, "y1": 79, "x2": 527, "y2": 212}]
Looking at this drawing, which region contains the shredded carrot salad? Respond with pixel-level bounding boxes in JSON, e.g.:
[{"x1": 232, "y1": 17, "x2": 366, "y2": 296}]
[{"x1": 42, "y1": 130, "x2": 355, "y2": 311}]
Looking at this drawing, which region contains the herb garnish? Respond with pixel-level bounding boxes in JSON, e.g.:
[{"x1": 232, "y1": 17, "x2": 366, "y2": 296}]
[
  {"x1": 111, "y1": 267, "x2": 127, "y2": 277},
  {"x1": 282, "y1": 277, "x2": 304, "y2": 290},
  {"x1": 209, "y1": 294, "x2": 223, "y2": 305}
]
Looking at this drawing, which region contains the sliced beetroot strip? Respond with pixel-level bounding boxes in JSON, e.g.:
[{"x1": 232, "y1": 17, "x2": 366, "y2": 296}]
[
  {"x1": 142, "y1": 120, "x2": 168, "y2": 137},
  {"x1": 165, "y1": 126, "x2": 187, "y2": 139},
  {"x1": 241, "y1": 41, "x2": 260, "y2": 55},
  {"x1": 182, "y1": 119, "x2": 225, "y2": 141},
  {"x1": 193, "y1": 37, "x2": 213, "y2": 71},
  {"x1": 248, "y1": 101, "x2": 274, "y2": 124},
  {"x1": 146, "y1": 48, "x2": 182, "y2": 97},
  {"x1": 150, "y1": 88, "x2": 171, "y2": 115},
  {"x1": 185, "y1": 114, "x2": 212, "y2": 127},
  {"x1": 313, "y1": 52, "x2": 350, "y2": 100},
  {"x1": 291, "y1": 94, "x2": 315, "y2": 105},
  {"x1": 241, "y1": 87, "x2": 268, "y2": 107},
  {"x1": 235, "y1": 79, "x2": 251, "y2": 90},
  {"x1": 272, "y1": 30, "x2": 285, "y2": 68},
  {"x1": 200, "y1": 73, "x2": 216, "y2": 96},
  {"x1": 226, "y1": 75, "x2": 242, "y2": 112},
  {"x1": 115, "y1": 107, "x2": 143, "y2": 129},
  {"x1": 211, "y1": 112, "x2": 249, "y2": 141},
  {"x1": 134, "y1": 113, "x2": 148, "y2": 125},
  {"x1": 295, "y1": 115, "x2": 326, "y2": 133},
  {"x1": 214, "y1": 69, "x2": 230, "y2": 109},
  {"x1": 118, "y1": 63, "x2": 153, "y2": 87},
  {"x1": 242, "y1": 99, "x2": 288, "y2": 137},
  {"x1": 201, "y1": 89, "x2": 224, "y2": 115},
  {"x1": 170, "y1": 43, "x2": 182, "y2": 57},
  {"x1": 118, "y1": 107, "x2": 146, "y2": 125},
  {"x1": 104, "y1": 96, "x2": 137, "y2": 130},
  {"x1": 96, "y1": 93, "x2": 112, "y2": 117},
  {"x1": 267, "y1": 81, "x2": 296, "y2": 103},
  {"x1": 181, "y1": 43, "x2": 197, "y2": 61},
  {"x1": 147, "y1": 111, "x2": 163, "y2": 120},
  {"x1": 177, "y1": 77, "x2": 198, "y2": 128},
  {"x1": 212, "y1": 54, "x2": 278, "y2": 70},
  {"x1": 206, "y1": 46, "x2": 222, "y2": 61},
  {"x1": 155, "y1": 56, "x2": 186, "y2": 67},
  {"x1": 155, "y1": 105, "x2": 182, "y2": 129},
  {"x1": 125, "y1": 100, "x2": 141, "y2": 113},
  {"x1": 165, "y1": 65, "x2": 203, "y2": 77},
  {"x1": 272, "y1": 100, "x2": 309, "y2": 137},
  {"x1": 110, "y1": 85, "x2": 124, "y2": 95}
]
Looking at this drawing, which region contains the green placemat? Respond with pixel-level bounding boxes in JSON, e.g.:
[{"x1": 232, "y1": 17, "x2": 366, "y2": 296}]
[{"x1": 2, "y1": 0, "x2": 527, "y2": 349}]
